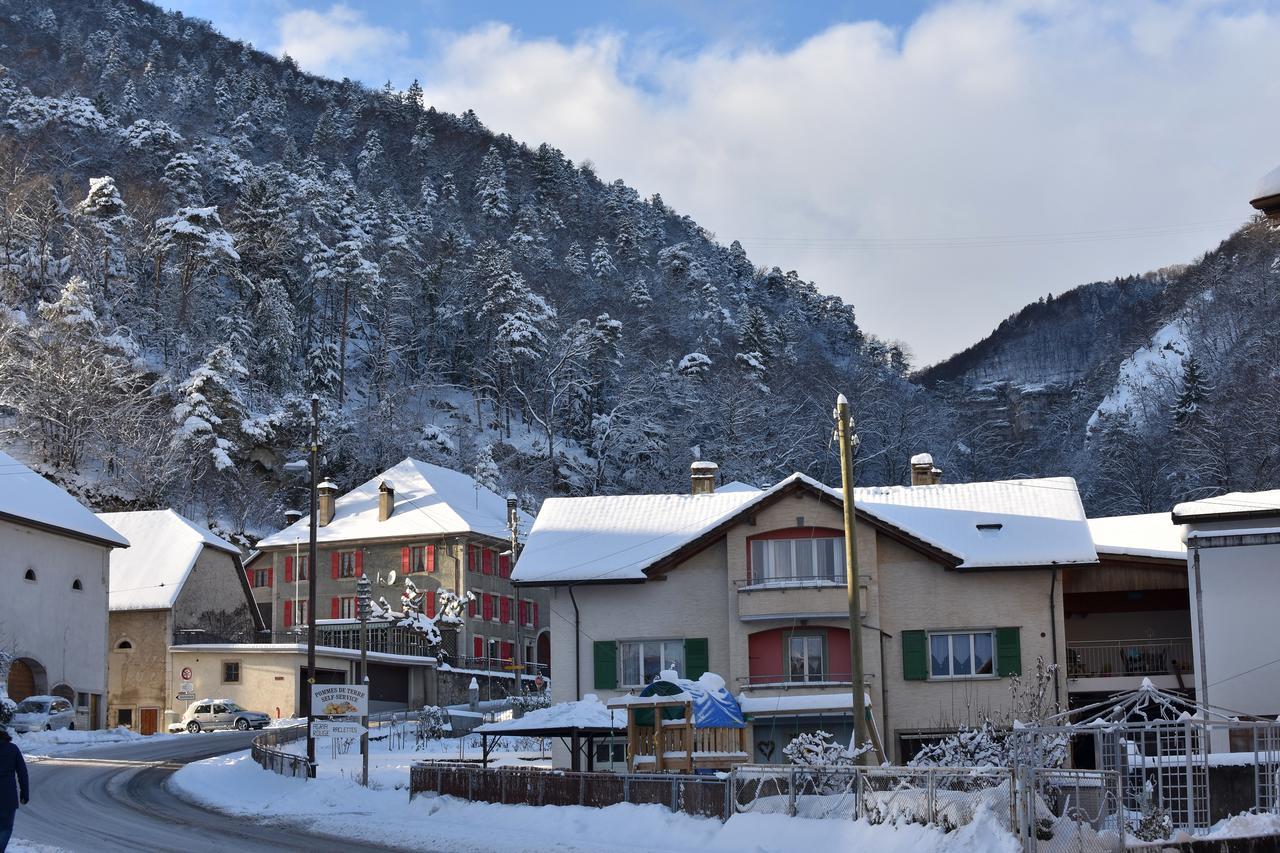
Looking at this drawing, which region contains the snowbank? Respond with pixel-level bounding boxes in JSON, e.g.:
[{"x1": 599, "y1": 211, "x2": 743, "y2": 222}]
[
  {"x1": 171, "y1": 744, "x2": 1020, "y2": 852},
  {"x1": 12, "y1": 726, "x2": 156, "y2": 757}
]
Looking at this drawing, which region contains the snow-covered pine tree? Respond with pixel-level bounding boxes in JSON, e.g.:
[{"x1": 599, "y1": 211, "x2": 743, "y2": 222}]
[
  {"x1": 172, "y1": 342, "x2": 248, "y2": 475},
  {"x1": 475, "y1": 146, "x2": 510, "y2": 220},
  {"x1": 591, "y1": 237, "x2": 617, "y2": 280}
]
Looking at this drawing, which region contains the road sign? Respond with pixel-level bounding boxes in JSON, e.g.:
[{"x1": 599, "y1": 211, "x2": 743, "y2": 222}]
[
  {"x1": 180, "y1": 667, "x2": 193, "y2": 680},
  {"x1": 180, "y1": 681, "x2": 194, "y2": 693},
  {"x1": 311, "y1": 684, "x2": 368, "y2": 717},
  {"x1": 176, "y1": 691, "x2": 195, "y2": 701},
  {"x1": 311, "y1": 720, "x2": 367, "y2": 738}
]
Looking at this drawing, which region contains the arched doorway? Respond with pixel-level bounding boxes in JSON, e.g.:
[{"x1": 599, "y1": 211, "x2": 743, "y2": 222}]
[
  {"x1": 7, "y1": 658, "x2": 46, "y2": 701},
  {"x1": 51, "y1": 683, "x2": 75, "y2": 702},
  {"x1": 536, "y1": 630, "x2": 551, "y2": 676}
]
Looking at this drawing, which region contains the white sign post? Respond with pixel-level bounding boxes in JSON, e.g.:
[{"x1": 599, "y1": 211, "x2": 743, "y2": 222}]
[{"x1": 310, "y1": 684, "x2": 368, "y2": 718}]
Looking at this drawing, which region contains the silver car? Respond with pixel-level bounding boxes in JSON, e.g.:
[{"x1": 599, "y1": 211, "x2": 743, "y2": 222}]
[
  {"x1": 10, "y1": 695, "x2": 76, "y2": 732},
  {"x1": 182, "y1": 699, "x2": 270, "y2": 732}
]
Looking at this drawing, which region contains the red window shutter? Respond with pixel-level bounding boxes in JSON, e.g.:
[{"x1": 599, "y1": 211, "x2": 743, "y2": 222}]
[
  {"x1": 500, "y1": 597, "x2": 510, "y2": 624},
  {"x1": 401, "y1": 547, "x2": 410, "y2": 574},
  {"x1": 284, "y1": 600, "x2": 292, "y2": 626},
  {"x1": 482, "y1": 550, "x2": 493, "y2": 575},
  {"x1": 519, "y1": 600, "x2": 527, "y2": 625},
  {"x1": 501, "y1": 642, "x2": 512, "y2": 662},
  {"x1": 426, "y1": 545, "x2": 436, "y2": 573},
  {"x1": 284, "y1": 556, "x2": 293, "y2": 583},
  {"x1": 499, "y1": 554, "x2": 511, "y2": 577},
  {"x1": 331, "y1": 597, "x2": 339, "y2": 619},
  {"x1": 267, "y1": 568, "x2": 274, "y2": 588},
  {"x1": 426, "y1": 591, "x2": 437, "y2": 618},
  {"x1": 533, "y1": 603, "x2": 539, "y2": 626},
  {"x1": 468, "y1": 597, "x2": 476, "y2": 618},
  {"x1": 355, "y1": 550, "x2": 363, "y2": 576},
  {"x1": 474, "y1": 636, "x2": 483, "y2": 658},
  {"x1": 482, "y1": 595, "x2": 492, "y2": 621},
  {"x1": 331, "y1": 552, "x2": 340, "y2": 579}
]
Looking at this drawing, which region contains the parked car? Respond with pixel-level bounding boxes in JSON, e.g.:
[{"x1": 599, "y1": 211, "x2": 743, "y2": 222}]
[
  {"x1": 181, "y1": 699, "x2": 271, "y2": 732},
  {"x1": 10, "y1": 695, "x2": 77, "y2": 732}
]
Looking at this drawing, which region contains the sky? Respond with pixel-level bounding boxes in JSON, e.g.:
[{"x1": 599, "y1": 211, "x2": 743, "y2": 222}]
[{"x1": 167, "y1": 0, "x2": 1280, "y2": 366}]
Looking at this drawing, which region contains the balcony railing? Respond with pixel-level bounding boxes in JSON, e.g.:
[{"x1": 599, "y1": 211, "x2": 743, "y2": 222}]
[
  {"x1": 738, "y1": 672, "x2": 853, "y2": 689},
  {"x1": 1066, "y1": 638, "x2": 1192, "y2": 679},
  {"x1": 736, "y1": 575, "x2": 845, "y2": 591}
]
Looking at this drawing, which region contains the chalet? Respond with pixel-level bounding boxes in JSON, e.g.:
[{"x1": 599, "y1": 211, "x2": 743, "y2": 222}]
[
  {"x1": 0, "y1": 449, "x2": 129, "y2": 729},
  {"x1": 98, "y1": 509, "x2": 264, "y2": 734},
  {"x1": 253, "y1": 458, "x2": 551, "y2": 683},
  {"x1": 514, "y1": 458, "x2": 1097, "y2": 769}
]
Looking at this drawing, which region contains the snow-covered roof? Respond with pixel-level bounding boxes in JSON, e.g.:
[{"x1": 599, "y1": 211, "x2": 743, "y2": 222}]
[
  {"x1": 473, "y1": 694, "x2": 626, "y2": 735},
  {"x1": 0, "y1": 449, "x2": 128, "y2": 548},
  {"x1": 716, "y1": 481, "x2": 761, "y2": 494},
  {"x1": 910, "y1": 453, "x2": 934, "y2": 466},
  {"x1": 1087, "y1": 513, "x2": 1186, "y2": 561},
  {"x1": 513, "y1": 471, "x2": 1096, "y2": 585},
  {"x1": 256, "y1": 458, "x2": 532, "y2": 548},
  {"x1": 98, "y1": 510, "x2": 239, "y2": 611},
  {"x1": 1256, "y1": 163, "x2": 1280, "y2": 200},
  {"x1": 1172, "y1": 490, "x2": 1280, "y2": 523}
]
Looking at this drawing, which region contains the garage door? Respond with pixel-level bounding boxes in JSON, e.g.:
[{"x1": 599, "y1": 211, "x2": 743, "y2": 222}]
[{"x1": 8, "y1": 659, "x2": 35, "y2": 701}]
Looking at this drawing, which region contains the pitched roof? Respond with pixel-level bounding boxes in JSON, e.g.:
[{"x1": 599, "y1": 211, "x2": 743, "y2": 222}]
[
  {"x1": 1172, "y1": 490, "x2": 1280, "y2": 523},
  {"x1": 512, "y1": 472, "x2": 1096, "y2": 585},
  {"x1": 255, "y1": 457, "x2": 532, "y2": 548},
  {"x1": 1087, "y1": 513, "x2": 1186, "y2": 561},
  {"x1": 98, "y1": 509, "x2": 239, "y2": 611},
  {"x1": 0, "y1": 448, "x2": 129, "y2": 548}
]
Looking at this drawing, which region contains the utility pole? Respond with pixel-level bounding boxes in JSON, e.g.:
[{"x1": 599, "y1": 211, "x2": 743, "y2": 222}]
[
  {"x1": 305, "y1": 394, "x2": 319, "y2": 776},
  {"x1": 357, "y1": 572, "x2": 371, "y2": 787},
  {"x1": 834, "y1": 394, "x2": 869, "y2": 763},
  {"x1": 507, "y1": 494, "x2": 523, "y2": 697}
]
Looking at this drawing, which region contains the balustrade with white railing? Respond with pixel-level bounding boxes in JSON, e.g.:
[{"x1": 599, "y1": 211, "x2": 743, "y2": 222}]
[{"x1": 1066, "y1": 638, "x2": 1192, "y2": 679}]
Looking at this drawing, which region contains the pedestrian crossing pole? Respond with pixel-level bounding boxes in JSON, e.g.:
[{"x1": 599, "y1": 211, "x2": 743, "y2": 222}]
[{"x1": 835, "y1": 394, "x2": 870, "y2": 763}]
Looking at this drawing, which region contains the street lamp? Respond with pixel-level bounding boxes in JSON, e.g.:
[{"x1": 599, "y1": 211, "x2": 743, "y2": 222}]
[{"x1": 1249, "y1": 164, "x2": 1280, "y2": 221}]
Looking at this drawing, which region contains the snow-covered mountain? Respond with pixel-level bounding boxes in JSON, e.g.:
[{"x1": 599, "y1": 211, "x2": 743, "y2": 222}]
[{"x1": 0, "y1": 0, "x2": 942, "y2": 535}]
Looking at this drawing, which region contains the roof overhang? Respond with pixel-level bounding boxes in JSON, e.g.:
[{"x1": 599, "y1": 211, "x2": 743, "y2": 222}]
[
  {"x1": 1171, "y1": 507, "x2": 1280, "y2": 524},
  {"x1": 0, "y1": 509, "x2": 129, "y2": 550},
  {"x1": 1250, "y1": 191, "x2": 1280, "y2": 221}
]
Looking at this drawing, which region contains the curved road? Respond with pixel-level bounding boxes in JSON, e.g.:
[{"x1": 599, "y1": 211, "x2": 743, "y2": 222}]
[{"x1": 12, "y1": 731, "x2": 411, "y2": 852}]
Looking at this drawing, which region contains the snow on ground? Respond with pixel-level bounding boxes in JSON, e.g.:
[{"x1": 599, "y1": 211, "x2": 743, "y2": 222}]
[
  {"x1": 7, "y1": 841, "x2": 70, "y2": 853},
  {"x1": 1087, "y1": 318, "x2": 1189, "y2": 433},
  {"x1": 171, "y1": 738, "x2": 1021, "y2": 853},
  {"x1": 13, "y1": 726, "x2": 177, "y2": 757}
]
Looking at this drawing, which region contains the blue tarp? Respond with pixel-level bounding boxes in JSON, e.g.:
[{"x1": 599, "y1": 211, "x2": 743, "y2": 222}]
[{"x1": 640, "y1": 674, "x2": 745, "y2": 729}]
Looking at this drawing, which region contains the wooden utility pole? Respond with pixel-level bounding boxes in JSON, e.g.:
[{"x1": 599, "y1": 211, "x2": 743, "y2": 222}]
[
  {"x1": 835, "y1": 394, "x2": 869, "y2": 762},
  {"x1": 305, "y1": 395, "x2": 319, "y2": 776}
]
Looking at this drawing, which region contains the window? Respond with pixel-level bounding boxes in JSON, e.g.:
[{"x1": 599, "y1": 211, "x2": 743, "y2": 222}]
[
  {"x1": 253, "y1": 568, "x2": 271, "y2": 588},
  {"x1": 749, "y1": 537, "x2": 845, "y2": 584},
  {"x1": 619, "y1": 639, "x2": 686, "y2": 688},
  {"x1": 410, "y1": 546, "x2": 426, "y2": 573},
  {"x1": 339, "y1": 551, "x2": 357, "y2": 578},
  {"x1": 488, "y1": 638, "x2": 501, "y2": 661},
  {"x1": 117, "y1": 708, "x2": 133, "y2": 727},
  {"x1": 787, "y1": 633, "x2": 826, "y2": 682},
  {"x1": 23, "y1": 569, "x2": 36, "y2": 582},
  {"x1": 71, "y1": 578, "x2": 83, "y2": 591},
  {"x1": 286, "y1": 555, "x2": 309, "y2": 582},
  {"x1": 222, "y1": 661, "x2": 240, "y2": 683},
  {"x1": 194, "y1": 704, "x2": 211, "y2": 715},
  {"x1": 594, "y1": 740, "x2": 627, "y2": 764},
  {"x1": 929, "y1": 631, "x2": 995, "y2": 679},
  {"x1": 335, "y1": 596, "x2": 355, "y2": 619},
  {"x1": 285, "y1": 599, "x2": 308, "y2": 627},
  {"x1": 115, "y1": 639, "x2": 133, "y2": 651}
]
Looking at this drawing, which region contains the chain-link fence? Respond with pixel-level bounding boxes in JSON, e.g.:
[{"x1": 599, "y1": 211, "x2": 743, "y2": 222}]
[{"x1": 1018, "y1": 767, "x2": 1124, "y2": 853}]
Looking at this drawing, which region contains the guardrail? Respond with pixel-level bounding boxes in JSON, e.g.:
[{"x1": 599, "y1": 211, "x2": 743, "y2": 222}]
[
  {"x1": 251, "y1": 724, "x2": 315, "y2": 779},
  {"x1": 1066, "y1": 638, "x2": 1192, "y2": 678}
]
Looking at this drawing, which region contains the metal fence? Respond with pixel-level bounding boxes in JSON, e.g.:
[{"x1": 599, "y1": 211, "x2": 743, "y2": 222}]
[
  {"x1": 410, "y1": 763, "x2": 729, "y2": 819},
  {"x1": 251, "y1": 724, "x2": 315, "y2": 779},
  {"x1": 1018, "y1": 767, "x2": 1124, "y2": 853},
  {"x1": 1065, "y1": 638, "x2": 1192, "y2": 679}
]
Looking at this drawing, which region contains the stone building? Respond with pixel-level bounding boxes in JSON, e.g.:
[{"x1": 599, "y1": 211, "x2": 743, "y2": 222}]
[
  {"x1": 98, "y1": 509, "x2": 262, "y2": 734},
  {"x1": 253, "y1": 457, "x2": 551, "y2": 680},
  {"x1": 0, "y1": 449, "x2": 129, "y2": 729}
]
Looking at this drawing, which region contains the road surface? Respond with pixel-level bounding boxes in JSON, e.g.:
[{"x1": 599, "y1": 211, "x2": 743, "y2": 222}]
[{"x1": 12, "y1": 731, "x2": 413, "y2": 852}]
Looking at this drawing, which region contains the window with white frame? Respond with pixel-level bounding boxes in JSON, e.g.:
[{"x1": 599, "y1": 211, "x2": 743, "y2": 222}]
[
  {"x1": 619, "y1": 639, "x2": 685, "y2": 688},
  {"x1": 787, "y1": 632, "x2": 826, "y2": 682},
  {"x1": 338, "y1": 597, "x2": 355, "y2": 619},
  {"x1": 339, "y1": 551, "x2": 357, "y2": 578},
  {"x1": 750, "y1": 537, "x2": 845, "y2": 584},
  {"x1": 929, "y1": 631, "x2": 995, "y2": 678}
]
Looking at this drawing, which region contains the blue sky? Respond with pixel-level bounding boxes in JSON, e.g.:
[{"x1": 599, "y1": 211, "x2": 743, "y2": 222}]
[{"x1": 163, "y1": 1, "x2": 1280, "y2": 364}]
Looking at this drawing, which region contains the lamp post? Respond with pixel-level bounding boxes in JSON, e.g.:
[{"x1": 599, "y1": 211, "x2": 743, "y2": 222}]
[
  {"x1": 834, "y1": 394, "x2": 870, "y2": 764},
  {"x1": 305, "y1": 394, "x2": 320, "y2": 776},
  {"x1": 357, "y1": 571, "x2": 371, "y2": 787}
]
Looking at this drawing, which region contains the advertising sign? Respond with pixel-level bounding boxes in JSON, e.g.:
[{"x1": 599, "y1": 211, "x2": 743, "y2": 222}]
[
  {"x1": 311, "y1": 720, "x2": 367, "y2": 738},
  {"x1": 311, "y1": 684, "x2": 368, "y2": 718}
]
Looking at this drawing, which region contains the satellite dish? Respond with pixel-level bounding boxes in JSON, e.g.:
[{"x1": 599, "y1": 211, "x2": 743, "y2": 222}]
[{"x1": 384, "y1": 569, "x2": 397, "y2": 585}]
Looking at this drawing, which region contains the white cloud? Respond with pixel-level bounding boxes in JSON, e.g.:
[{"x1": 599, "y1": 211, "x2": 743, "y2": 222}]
[
  {"x1": 418, "y1": 2, "x2": 1280, "y2": 364},
  {"x1": 275, "y1": 4, "x2": 407, "y2": 77}
]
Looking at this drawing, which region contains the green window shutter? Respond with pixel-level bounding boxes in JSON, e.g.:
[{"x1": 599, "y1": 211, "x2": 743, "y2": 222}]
[
  {"x1": 593, "y1": 641, "x2": 618, "y2": 690},
  {"x1": 901, "y1": 630, "x2": 927, "y2": 681},
  {"x1": 996, "y1": 627, "x2": 1022, "y2": 677},
  {"x1": 684, "y1": 638, "x2": 709, "y2": 680}
]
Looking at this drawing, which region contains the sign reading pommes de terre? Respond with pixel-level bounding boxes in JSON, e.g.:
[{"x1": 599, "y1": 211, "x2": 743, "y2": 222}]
[{"x1": 311, "y1": 684, "x2": 368, "y2": 718}]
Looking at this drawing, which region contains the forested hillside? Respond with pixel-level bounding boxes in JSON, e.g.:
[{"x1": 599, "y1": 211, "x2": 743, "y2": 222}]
[{"x1": 0, "y1": 0, "x2": 943, "y2": 537}]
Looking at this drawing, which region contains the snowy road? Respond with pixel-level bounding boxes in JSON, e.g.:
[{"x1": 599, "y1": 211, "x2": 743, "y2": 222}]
[{"x1": 12, "y1": 731, "x2": 417, "y2": 852}]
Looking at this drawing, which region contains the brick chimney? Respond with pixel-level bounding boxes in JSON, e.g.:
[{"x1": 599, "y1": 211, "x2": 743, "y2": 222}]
[
  {"x1": 317, "y1": 479, "x2": 339, "y2": 527},
  {"x1": 378, "y1": 480, "x2": 395, "y2": 521},
  {"x1": 910, "y1": 453, "x2": 942, "y2": 486},
  {"x1": 284, "y1": 509, "x2": 303, "y2": 527},
  {"x1": 690, "y1": 461, "x2": 719, "y2": 495}
]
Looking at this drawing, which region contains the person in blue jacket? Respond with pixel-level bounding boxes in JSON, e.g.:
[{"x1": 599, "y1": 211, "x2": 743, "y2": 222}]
[{"x1": 0, "y1": 726, "x2": 28, "y2": 852}]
